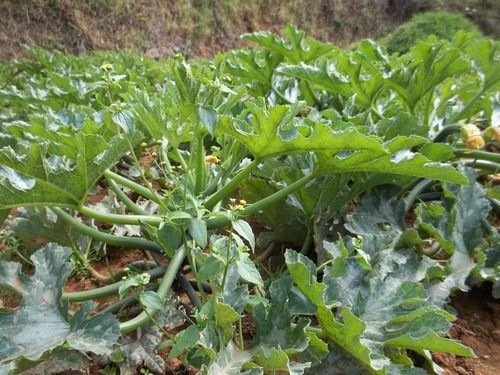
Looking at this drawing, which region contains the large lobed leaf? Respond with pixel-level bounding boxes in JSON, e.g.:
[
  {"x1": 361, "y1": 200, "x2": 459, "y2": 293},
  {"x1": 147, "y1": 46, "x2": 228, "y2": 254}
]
[
  {"x1": 219, "y1": 102, "x2": 465, "y2": 184},
  {"x1": 0, "y1": 116, "x2": 142, "y2": 210},
  {"x1": 0, "y1": 244, "x2": 120, "y2": 373},
  {"x1": 417, "y1": 167, "x2": 491, "y2": 305},
  {"x1": 242, "y1": 25, "x2": 334, "y2": 64},
  {"x1": 285, "y1": 247, "x2": 473, "y2": 374},
  {"x1": 217, "y1": 100, "x2": 386, "y2": 159}
]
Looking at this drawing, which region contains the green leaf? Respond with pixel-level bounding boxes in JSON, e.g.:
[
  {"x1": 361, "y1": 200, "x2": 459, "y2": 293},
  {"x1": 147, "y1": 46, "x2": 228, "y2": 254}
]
[
  {"x1": 189, "y1": 218, "x2": 208, "y2": 248},
  {"x1": 251, "y1": 277, "x2": 319, "y2": 358},
  {"x1": 198, "y1": 256, "x2": 223, "y2": 282},
  {"x1": 157, "y1": 221, "x2": 183, "y2": 256},
  {"x1": 243, "y1": 25, "x2": 334, "y2": 64},
  {"x1": 284, "y1": 250, "x2": 373, "y2": 371},
  {"x1": 466, "y1": 37, "x2": 500, "y2": 93},
  {"x1": 214, "y1": 300, "x2": 240, "y2": 328},
  {"x1": 286, "y1": 246, "x2": 473, "y2": 373},
  {"x1": 345, "y1": 186, "x2": 405, "y2": 238},
  {"x1": 387, "y1": 37, "x2": 471, "y2": 110},
  {"x1": 233, "y1": 219, "x2": 255, "y2": 251},
  {"x1": 200, "y1": 342, "x2": 252, "y2": 375},
  {"x1": 278, "y1": 62, "x2": 352, "y2": 101},
  {"x1": 253, "y1": 347, "x2": 310, "y2": 374},
  {"x1": 218, "y1": 101, "x2": 386, "y2": 160},
  {"x1": 236, "y1": 258, "x2": 264, "y2": 286},
  {"x1": 198, "y1": 106, "x2": 218, "y2": 136},
  {"x1": 140, "y1": 291, "x2": 164, "y2": 310},
  {"x1": 418, "y1": 167, "x2": 490, "y2": 305},
  {"x1": 480, "y1": 244, "x2": 500, "y2": 283},
  {"x1": 112, "y1": 110, "x2": 135, "y2": 134},
  {"x1": 0, "y1": 118, "x2": 142, "y2": 209},
  {"x1": 384, "y1": 331, "x2": 473, "y2": 356},
  {"x1": 119, "y1": 272, "x2": 150, "y2": 299},
  {"x1": 225, "y1": 49, "x2": 283, "y2": 97},
  {"x1": 420, "y1": 143, "x2": 455, "y2": 162},
  {"x1": 315, "y1": 136, "x2": 466, "y2": 184},
  {"x1": 375, "y1": 113, "x2": 427, "y2": 141},
  {"x1": 219, "y1": 102, "x2": 464, "y2": 184},
  {"x1": 168, "y1": 325, "x2": 200, "y2": 360},
  {"x1": 0, "y1": 244, "x2": 120, "y2": 368}
]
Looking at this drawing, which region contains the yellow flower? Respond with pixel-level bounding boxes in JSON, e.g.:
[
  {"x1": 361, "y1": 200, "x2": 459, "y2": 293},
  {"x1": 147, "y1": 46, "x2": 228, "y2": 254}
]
[
  {"x1": 461, "y1": 124, "x2": 485, "y2": 150},
  {"x1": 101, "y1": 63, "x2": 113, "y2": 71},
  {"x1": 205, "y1": 155, "x2": 219, "y2": 164},
  {"x1": 466, "y1": 135, "x2": 485, "y2": 150}
]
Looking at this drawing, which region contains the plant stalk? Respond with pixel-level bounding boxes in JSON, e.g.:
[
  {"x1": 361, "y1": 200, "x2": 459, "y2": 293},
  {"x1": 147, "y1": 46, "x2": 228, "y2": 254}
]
[
  {"x1": 62, "y1": 265, "x2": 166, "y2": 302},
  {"x1": 119, "y1": 246, "x2": 187, "y2": 333},
  {"x1": 204, "y1": 159, "x2": 260, "y2": 210},
  {"x1": 53, "y1": 208, "x2": 162, "y2": 253},
  {"x1": 454, "y1": 149, "x2": 500, "y2": 164},
  {"x1": 103, "y1": 169, "x2": 162, "y2": 204},
  {"x1": 206, "y1": 173, "x2": 316, "y2": 229},
  {"x1": 79, "y1": 206, "x2": 162, "y2": 226},
  {"x1": 106, "y1": 177, "x2": 146, "y2": 215}
]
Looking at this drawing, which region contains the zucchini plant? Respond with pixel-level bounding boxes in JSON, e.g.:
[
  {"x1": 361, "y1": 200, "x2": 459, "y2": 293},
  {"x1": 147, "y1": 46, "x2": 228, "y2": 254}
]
[{"x1": 0, "y1": 27, "x2": 498, "y2": 374}]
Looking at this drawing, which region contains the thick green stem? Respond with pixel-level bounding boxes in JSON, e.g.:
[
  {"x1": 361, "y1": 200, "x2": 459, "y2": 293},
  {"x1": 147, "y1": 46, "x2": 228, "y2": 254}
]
[
  {"x1": 106, "y1": 177, "x2": 146, "y2": 215},
  {"x1": 433, "y1": 124, "x2": 461, "y2": 142},
  {"x1": 195, "y1": 134, "x2": 206, "y2": 196},
  {"x1": 206, "y1": 173, "x2": 316, "y2": 229},
  {"x1": 120, "y1": 246, "x2": 187, "y2": 333},
  {"x1": 79, "y1": 206, "x2": 162, "y2": 226},
  {"x1": 53, "y1": 208, "x2": 162, "y2": 253},
  {"x1": 204, "y1": 159, "x2": 260, "y2": 210},
  {"x1": 300, "y1": 220, "x2": 314, "y2": 255},
  {"x1": 160, "y1": 146, "x2": 173, "y2": 174},
  {"x1": 174, "y1": 148, "x2": 189, "y2": 172},
  {"x1": 454, "y1": 149, "x2": 500, "y2": 164},
  {"x1": 404, "y1": 179, "x2": 436, "y2": 213},
  {"x1": 62, "y1": 265, "x2": 166, "y2": 302},
  {"x1": 460, "y1": 160, "x2": 500, "y2": 174},
  {"x1": 103, "y1": 169, "x2": 162, "y2": 204}
]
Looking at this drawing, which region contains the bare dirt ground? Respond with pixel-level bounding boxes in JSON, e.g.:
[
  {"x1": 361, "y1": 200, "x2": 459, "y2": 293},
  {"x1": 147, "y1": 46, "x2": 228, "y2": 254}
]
[{"x1": 435, "y1": 284, "x2": 500, "y2": 375}]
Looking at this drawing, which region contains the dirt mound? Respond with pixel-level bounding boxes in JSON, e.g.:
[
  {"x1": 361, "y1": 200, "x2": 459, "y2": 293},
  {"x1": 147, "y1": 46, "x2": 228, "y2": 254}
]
[{"x1": 1, "y1": 0, "x2": 498, "y2": 61}]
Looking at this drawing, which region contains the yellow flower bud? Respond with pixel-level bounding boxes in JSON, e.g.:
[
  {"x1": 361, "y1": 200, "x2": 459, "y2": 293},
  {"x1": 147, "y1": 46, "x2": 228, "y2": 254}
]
[
  {"x1": 205, "y1": 155, "x2": 219, "y2": 164},
  {"x1": 483, "y1": 126, "x2": 500, "y2": 143}
]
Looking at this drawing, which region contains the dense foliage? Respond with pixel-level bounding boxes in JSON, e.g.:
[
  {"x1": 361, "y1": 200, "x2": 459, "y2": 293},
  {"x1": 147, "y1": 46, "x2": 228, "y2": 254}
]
[
  {"x1": 384, "y1": 11, "x2": 480, "y2": 54},
  {"x1": 0, "y1": 26, "x2": 499, "y2": 374}
]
